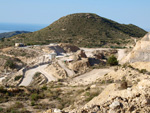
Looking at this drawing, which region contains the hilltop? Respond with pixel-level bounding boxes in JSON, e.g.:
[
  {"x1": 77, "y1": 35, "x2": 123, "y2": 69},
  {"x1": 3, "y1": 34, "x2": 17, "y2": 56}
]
[
  {"x1": 0, "y1": 13, "x2": 147, "y2": 48},
  {"x1": 0, "y1": 31, "x2": 30, "y2": 38}
]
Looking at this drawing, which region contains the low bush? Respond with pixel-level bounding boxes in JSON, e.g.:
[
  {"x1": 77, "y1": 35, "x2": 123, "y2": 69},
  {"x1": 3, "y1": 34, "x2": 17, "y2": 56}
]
[
  {"x1": 14, "y1": 75, "x2": 22, "y2": 81},
  {"x1": 107, "y1": 55, "x2": 118, "y2": 66}
]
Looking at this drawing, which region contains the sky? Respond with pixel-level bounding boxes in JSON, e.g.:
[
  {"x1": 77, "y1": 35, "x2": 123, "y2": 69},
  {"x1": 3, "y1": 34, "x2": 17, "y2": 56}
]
[{"x1": 0, "y1": 0, "x2": 150, "y2": 31}]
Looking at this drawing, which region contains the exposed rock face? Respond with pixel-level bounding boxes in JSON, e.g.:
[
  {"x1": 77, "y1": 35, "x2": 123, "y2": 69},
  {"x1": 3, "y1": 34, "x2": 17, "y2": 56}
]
[
  {"x1": 58, "y1": 43, "x2": 80, "y2": 53},
  {"x1": 45, "y1": 62, "x2": 67, "y2": 79},
  {"x1": 122, "y1": 32, "x2": 150, "y2": 63},
  {"x1": 68, "y1": 58, "x2": 90, "y2": 74}
]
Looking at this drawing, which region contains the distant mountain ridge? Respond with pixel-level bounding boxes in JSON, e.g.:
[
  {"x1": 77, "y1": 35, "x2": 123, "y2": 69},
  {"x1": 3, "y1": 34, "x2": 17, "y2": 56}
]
[
  {"x1": 0, "y1": 31, "x2": 30, "y2": 38},
  {"x1": 1, "y1": 13, "x2": 147, "y2": 48}
]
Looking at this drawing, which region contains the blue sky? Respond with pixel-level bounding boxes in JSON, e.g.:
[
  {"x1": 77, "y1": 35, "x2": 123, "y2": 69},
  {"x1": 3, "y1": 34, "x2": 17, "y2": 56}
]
[{"x1": 0, "y1": 0, "x2": 150, "y2": 30}]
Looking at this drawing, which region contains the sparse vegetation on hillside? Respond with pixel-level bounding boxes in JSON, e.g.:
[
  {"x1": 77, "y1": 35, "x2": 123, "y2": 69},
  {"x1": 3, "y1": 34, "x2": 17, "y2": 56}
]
[
  {"x1": 0, "y1": 31, "x2": 30, "y2": 39},
  {"x1": 0, "y1": 82, "x2": 103, "y2": 112},
  {"x1": 0, "y1": 13, "x2": 147, "y2": 48}
]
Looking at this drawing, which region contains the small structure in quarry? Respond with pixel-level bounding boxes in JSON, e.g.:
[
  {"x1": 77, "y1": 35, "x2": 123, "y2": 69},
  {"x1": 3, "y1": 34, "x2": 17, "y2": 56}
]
[
  {"x1": 49, "y1": 53, "x2": 57, "y2": 60},
  {"x1": 15, "y1": 43, "x2": 25, "y2": 47}
]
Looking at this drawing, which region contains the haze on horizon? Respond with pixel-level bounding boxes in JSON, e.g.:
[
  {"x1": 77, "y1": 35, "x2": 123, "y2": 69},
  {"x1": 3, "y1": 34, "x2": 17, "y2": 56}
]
[{"x1": 0, "y1": 0, "x2": 150, "y2": 31}]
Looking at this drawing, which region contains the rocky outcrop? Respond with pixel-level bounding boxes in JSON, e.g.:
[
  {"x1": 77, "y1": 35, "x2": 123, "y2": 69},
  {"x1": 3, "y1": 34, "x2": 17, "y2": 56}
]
[
  {"x1": 45, "y1": 62, "x2": 67, "y2": 79},
  {"x1": 122, "y1": 32, "x2": 150, "y2": 63},
  {"x1": 68, "y1": 58, "x2": 90, "y2": 74},
  {"x1": 68, "y1": 79, "x2": 149, "y2": 113},
  {"x1": 69, "y1": 50, "x2": 87, "y2": 61}
]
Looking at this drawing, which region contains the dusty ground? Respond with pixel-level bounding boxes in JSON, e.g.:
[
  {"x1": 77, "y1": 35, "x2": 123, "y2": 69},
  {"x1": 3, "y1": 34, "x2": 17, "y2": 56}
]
[{"x1": 69, "y1": 68, "x2": 112, "y2": 86}]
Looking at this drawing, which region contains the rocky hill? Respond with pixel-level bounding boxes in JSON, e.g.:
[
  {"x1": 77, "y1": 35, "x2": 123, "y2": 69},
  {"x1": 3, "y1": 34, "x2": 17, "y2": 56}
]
[
  {"x1": 0, "y1": 31, "x2": 30, "y2": 38},
  {"x1": 0, "y1": 13, "x2": 147, "y2": 48}
]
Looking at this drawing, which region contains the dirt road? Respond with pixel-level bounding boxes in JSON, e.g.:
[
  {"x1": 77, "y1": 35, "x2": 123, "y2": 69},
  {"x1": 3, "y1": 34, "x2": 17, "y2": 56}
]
[{"x1": 19, "y1": 64, "x2": 57, "y2": 86}]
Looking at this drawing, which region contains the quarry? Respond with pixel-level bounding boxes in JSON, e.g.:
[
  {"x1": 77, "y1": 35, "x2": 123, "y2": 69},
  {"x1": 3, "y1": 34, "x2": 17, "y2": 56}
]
[
  {"x1": 1, "y1": 32, "x2": 150, "y2": 112},
  {"x1": 0, "y1": 13, "x2": 149, "y2": 113}
]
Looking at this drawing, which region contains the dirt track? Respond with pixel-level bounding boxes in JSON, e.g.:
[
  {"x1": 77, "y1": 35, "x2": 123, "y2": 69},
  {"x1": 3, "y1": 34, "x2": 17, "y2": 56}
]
[{"x1": 19, "y1": 64, "x2": 57, "y2": 86}]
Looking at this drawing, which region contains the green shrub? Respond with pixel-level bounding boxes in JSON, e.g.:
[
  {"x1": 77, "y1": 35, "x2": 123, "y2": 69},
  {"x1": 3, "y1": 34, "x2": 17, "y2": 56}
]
[
  {"x1": 14, "y1": 75, "x2": 22, "y2": 81},
  {"x1": 41, "y1": 84, "x2": 47, "y2": 90},
  {"x1": 139, "y1": 69, "x2": 147, "y2": 74},
  {"x1": 34, "y1": 72, "x2": 41, "y2": 78},
  {"x1": 13, "y1": 101, "x2": 24, "y2": 108},
  {"x1": 0, "y1": 86, "x2": 6, "y2": 93},
  {"x1": 85, "y1": 91, "x2": 99, "y2": 102},
  {"x1": 30, "y1": 93, "x2": 39, "y2": 101},
  {"x1": 0, "y1": 107, "x2": 3, "y2": 112},
  {"x1": 107, "y1": 55, "x2": 118, "y2": 66}
]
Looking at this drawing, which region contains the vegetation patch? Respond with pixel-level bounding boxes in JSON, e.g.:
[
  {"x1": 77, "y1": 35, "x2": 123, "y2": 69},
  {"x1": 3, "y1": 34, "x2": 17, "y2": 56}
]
[
  {"x1": 107, "y1": 55, "x2": 118, "y2": 66},
  {"x1": 14, "y1": 75, "x2": 22, "y2": 81}
]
